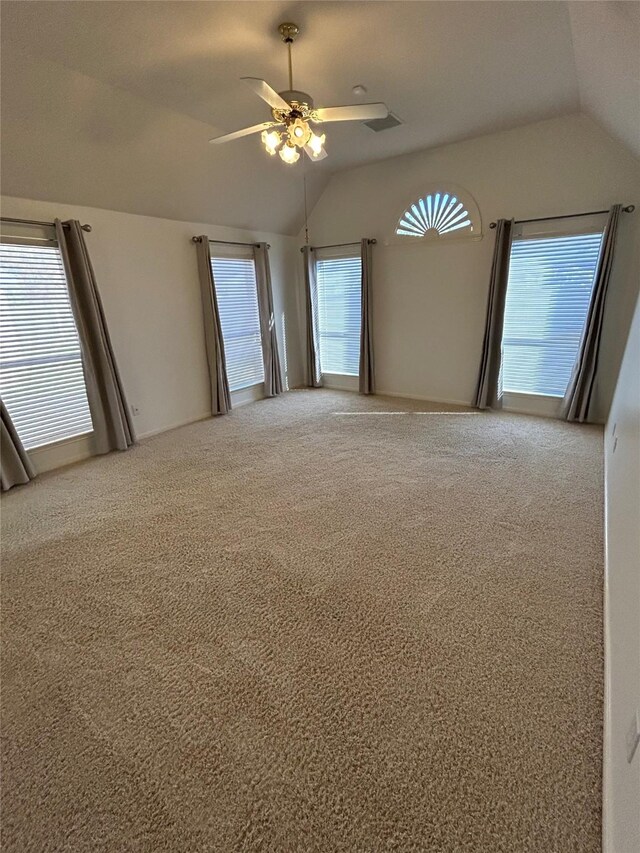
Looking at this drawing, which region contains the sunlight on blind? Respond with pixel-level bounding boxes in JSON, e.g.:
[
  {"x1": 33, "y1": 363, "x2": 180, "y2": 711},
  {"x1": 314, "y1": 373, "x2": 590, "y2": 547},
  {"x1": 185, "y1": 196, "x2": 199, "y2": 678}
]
[
  {"x1": 502, "y1": 232, "x2": 603, "y2": 397},
  {"x1": 316, "y1": 255, "x2": 362, "y2": 376},
  {"x1": 210, "y1": 256, "x2": 264, "y2": 392},
  {"x1": 0, "y1": 243, "x2": 93, "y2": 450}
]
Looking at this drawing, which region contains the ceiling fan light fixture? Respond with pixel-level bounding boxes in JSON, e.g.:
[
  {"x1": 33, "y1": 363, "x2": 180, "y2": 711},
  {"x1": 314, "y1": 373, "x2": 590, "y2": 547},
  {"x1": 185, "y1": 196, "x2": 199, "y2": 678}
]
[
  {"x1": 279, "y1": 141, "x2": 300, "y2": 164},
  {"x1": 308, "y1": 131, "x2": 326, "y2": 158},
  {"x1": 261, "y1": 129, "x2": 281, "y2": 155},
  {"x1": 288, "y1": 117, "x2": 312, "y2": 147}
]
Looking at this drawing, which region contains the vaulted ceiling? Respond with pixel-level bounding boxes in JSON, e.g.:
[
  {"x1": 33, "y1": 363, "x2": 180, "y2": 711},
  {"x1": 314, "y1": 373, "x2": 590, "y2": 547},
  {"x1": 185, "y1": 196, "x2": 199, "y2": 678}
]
[{"x1": 1, "y1": 1, "x2": 638, "y2": 235}]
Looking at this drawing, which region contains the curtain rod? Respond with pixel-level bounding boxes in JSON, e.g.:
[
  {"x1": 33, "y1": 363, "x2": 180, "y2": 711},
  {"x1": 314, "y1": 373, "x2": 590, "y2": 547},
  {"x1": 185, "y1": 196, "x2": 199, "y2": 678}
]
[
  {"x1": 0, "y1": 216, "x2": 92, "y2": 232},
  {"x1": 489, "y1": 205, "x2": 635, "y2": 229},
  {"x1": 191, "y1": 236, "x2": 270, "y2": 249},
  {"x1": 299, "y1": 239, "x2": 377, "y2": 253}
]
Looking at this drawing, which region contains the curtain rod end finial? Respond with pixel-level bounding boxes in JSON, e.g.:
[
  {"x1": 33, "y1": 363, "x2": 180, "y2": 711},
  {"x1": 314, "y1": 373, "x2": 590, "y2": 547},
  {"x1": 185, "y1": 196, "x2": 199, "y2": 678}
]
[
  {"x1": 489, "y1": 222, "x2": 497, "y2": 229},
  {"x1": 81, "y1": 224, "x2": 92, "y2": 232},
  {"x1": 624, "y1": 204, "x2": 635, "y2": 213}
]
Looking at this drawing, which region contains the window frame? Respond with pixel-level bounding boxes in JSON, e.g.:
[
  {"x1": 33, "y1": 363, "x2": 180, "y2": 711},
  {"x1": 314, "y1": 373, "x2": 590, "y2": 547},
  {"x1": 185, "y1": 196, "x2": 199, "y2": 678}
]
[
  {"x1": 501, "y1": 214, "x2": 605, "y2": 417},
  {"x1": 314, "y1": 246, "x2": 362, "y2": 385},
  {"x1": 387, "y1": 183, "x2": 483, "y2": 246},
  {"x1": 209, "y1": 245, "x2": 265, "y2": 394},
  {"x1": 0, "y1": 227, "x2": 94, "y2": 452}
]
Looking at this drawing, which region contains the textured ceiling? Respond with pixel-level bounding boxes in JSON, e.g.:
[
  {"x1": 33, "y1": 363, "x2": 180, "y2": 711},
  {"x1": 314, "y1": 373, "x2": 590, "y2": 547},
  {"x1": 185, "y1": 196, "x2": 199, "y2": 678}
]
[{"x1": 0, "y1": 1, "x2": 636, "y2": 234}]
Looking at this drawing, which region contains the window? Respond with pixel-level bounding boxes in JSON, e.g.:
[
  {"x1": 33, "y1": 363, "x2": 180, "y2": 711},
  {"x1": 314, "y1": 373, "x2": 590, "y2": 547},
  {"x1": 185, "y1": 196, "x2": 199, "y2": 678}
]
[
  {"x1": 316, "y1": 252, "x2": 362, "y2": 376},
  {"x1": 502, "y1": 231, "x2": 603, "y2": 397},
  {"x1": 210, "y1": 252, "x2": 264, "y2": 392},
  {"x1": 393, "y1": 184, "x2": 481, "y2": 243},
  {"x1": 0, "y1": 240, "x2": 93, "y2": 450}
]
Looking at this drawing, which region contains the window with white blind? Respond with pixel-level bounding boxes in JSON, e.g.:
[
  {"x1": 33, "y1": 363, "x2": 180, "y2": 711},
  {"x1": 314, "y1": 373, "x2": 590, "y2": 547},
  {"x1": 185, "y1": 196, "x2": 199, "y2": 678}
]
[
  {"x1": 316, "y1": 252, "x2": 362, "y2": 376},
  {"x1": 392, "y1": 184, "x2": 482, "y2": 244},
  {"x1": 0, "y1": 241, "x2": 93, "y2": 450},
  {"x1": 502, "y1": 231, "x2": 603, "y2": 397},
  {"x1": 210, "y1": 252, "x2": 264, "y2": 392}
]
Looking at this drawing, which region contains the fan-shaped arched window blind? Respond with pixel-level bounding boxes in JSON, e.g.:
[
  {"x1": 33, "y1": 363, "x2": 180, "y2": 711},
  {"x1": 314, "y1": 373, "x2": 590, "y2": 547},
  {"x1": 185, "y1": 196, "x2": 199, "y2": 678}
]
[{"x1": 393, "y1": 186, "x2": 481, "y2": 243}]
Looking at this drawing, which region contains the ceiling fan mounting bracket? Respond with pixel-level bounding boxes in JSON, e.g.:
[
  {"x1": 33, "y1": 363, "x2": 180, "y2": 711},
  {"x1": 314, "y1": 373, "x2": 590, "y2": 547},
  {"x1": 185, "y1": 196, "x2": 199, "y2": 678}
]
[
  {"x1": 278, "y1": 22, "x2": 299, "y2": 43},
  {"x1": 276, "y1": 91, "x2": 315, "y2": 110},
  {"x1": 272, "y1": 98, "x2": 317, "y2": 125}
]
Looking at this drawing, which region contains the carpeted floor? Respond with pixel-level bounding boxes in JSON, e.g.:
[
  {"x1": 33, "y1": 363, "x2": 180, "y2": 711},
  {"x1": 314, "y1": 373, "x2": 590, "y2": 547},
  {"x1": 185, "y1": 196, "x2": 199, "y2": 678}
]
[{"x1": 1, "y1": 390, "x2": 604, "y2": 852}]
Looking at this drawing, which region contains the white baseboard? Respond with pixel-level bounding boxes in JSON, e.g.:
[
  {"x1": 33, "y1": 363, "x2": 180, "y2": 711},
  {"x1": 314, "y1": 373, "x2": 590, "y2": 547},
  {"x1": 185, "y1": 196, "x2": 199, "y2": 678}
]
[
  {"x1": 290, "y1": 384, "x2": 473, "y2": 408},
  {"x1": 137, "y1": 411, "x2": 211, "y2": 440},
  {"x1": 603, "y1": 456, "x2": 613, "y2": 853},
  {"x1": 375, "y1": 389, "x2": 472, "y2": 408},
  {"x1": 136, "y1": 385, "x2": 266, "y2": 440}
]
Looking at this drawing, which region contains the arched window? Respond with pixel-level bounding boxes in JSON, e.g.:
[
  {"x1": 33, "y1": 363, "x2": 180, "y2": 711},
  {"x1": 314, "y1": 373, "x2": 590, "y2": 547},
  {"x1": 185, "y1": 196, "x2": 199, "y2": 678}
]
[{"x1": 392, "y1": 185, "x2": 481, "y2": 243}]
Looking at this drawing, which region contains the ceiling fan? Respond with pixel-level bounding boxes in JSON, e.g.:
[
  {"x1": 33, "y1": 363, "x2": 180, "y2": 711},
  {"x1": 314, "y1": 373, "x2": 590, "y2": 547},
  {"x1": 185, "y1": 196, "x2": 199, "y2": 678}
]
[{"x1": 209, "y1": 22, "x2": 389, "y2": 164}]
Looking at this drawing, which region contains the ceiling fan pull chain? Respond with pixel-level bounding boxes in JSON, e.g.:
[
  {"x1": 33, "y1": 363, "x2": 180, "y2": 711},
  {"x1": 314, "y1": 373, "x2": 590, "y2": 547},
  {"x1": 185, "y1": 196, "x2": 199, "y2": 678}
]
[{"x1": 303, "y1": 170, "x2": 310, "y2": 245}]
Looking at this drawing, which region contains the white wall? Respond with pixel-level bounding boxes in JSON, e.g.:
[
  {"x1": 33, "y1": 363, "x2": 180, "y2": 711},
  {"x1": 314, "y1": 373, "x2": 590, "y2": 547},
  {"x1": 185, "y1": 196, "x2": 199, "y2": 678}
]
[
  {"x1": 1, "y1": 195, "x2": 303, "y2": 459},
  {"x1": 303, "y1": 114, "x2": 640, "y2": 418},
  {"x1": 603, "y1": 293, "x2": 640, "y2": 853}
]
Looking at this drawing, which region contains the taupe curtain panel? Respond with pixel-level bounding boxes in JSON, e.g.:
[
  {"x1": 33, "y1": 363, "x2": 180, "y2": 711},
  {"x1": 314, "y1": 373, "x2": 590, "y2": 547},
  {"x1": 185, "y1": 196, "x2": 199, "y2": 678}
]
[
  {"x1": 562, "y1": 204, "x2": 622, "y2": 423},
  {"x1": 55, "y1": 220, "x2": 135, "y2": 454},
  {"x1": 474, "y1": 219, "x2": 514, "y2": 410},
  {"x1": 359, "y1": 238, "x2": 375, "y2": 395},
  {"x1": 253, "y1": 243, "x2": 284, "y2": 397},
  {"x1": 302, "y1": 246, "x2": 322, "y2": 388},
  {"x1": 195, "y1": 237, "x2": 232, "y2": 415},
  {"x1": 1, "y1": 400, "x2": 35, "y2": 491}
]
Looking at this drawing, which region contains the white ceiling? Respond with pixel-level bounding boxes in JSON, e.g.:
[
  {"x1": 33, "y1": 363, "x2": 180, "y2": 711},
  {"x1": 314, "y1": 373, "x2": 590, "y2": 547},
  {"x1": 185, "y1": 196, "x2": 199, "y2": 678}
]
[
  {"x1": 568, "y1": 1, "x2": 640, "y2": 161},
  {"x1": 1, "y1": 1, "x2": 637, "y2": 235}
]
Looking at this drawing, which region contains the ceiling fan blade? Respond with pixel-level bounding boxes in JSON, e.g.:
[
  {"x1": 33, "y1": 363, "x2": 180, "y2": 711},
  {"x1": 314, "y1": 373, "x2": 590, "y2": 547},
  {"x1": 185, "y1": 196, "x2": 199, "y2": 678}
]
[
  {"x1": 304, "y1": 143, "x2": 328, "y2": 162},
  {"x1": 241, "y1": 77, "x2": 290, "y2": 111},
  {"x1": 314, "y1": 103, "x2": 389, "y2": 123},
  {"x1": 209, "y1": 121, "x2": 279, "y2": 144}
]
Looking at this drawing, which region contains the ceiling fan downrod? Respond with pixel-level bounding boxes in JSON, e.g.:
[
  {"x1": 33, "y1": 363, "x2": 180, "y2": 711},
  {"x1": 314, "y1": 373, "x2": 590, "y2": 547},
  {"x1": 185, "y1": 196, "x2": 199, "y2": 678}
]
[{"x1": 278, "y1": 22, "x2": 299, "y2": 92}]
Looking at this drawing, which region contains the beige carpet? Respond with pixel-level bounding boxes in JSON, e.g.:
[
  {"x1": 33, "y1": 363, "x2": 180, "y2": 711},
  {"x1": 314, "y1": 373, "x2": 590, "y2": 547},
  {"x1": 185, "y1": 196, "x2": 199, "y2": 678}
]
[{"x1": 1, "y1": 390, "x2": 604, "y2": 852}]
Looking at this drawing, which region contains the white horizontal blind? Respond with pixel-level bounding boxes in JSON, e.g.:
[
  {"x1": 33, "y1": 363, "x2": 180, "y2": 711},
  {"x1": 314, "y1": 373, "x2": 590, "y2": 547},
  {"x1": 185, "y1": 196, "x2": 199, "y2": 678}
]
[
  {"x1": 210, "y1": 255, "x2": 264, "y2": 392},
  {"x1": 502, "y1": 232, "x2": 603, "y2": 397},
  {"x1": 0, "y1": 242, "x2": 93, "y2": 450},
  {"x1": 316, "y1": 254, "x2": 362, "y2": 376}
]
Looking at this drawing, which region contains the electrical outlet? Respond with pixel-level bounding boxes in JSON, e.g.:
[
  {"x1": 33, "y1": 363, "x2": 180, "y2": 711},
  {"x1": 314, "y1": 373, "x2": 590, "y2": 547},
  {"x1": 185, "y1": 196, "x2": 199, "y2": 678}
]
[{"x1": 626, "y1": 709, "x2": 640, "y2": 764}]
